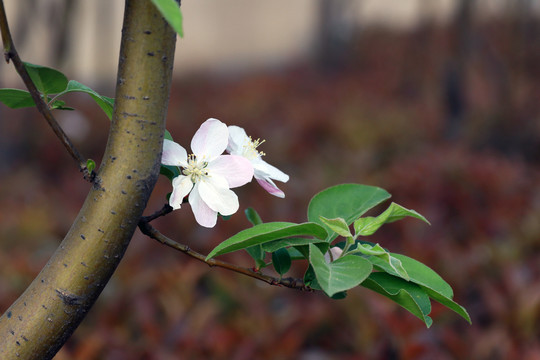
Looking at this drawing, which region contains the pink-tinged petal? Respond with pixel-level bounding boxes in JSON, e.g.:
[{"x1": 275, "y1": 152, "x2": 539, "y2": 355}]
[
  {"x1": 191, "y1": 118, "x2": 229, "y2": 160},
  {"x1": 324, "y1": 246, "x2": 344, "y2": 263},
  {"x1": 208, "y1": 155, "x2": 254, "y2": 188},
  {"x1": 252, "y1": 158, "x2": 289, "y2": 183},
  {"x1": 169, "y1": 175, "x2": 193, "y2": 210},
  {"x1": 330, "y1": 246, "x2": 343, "y2": 258},
  {"x1": 162, "y1": 139, "x2": 188, "y2": 167},
  {"x1": 189, "y1": 183, "x2": 218, "y2": 228},
  {"x1": 256, "y1": 177, "x2": 285, "y2": 198},
  {"x1": 198, "y1": 176, "x2": 240, "y2": 216},
  {"x1": 227, "y1": 125, "x2": 249, "y2": 155}
]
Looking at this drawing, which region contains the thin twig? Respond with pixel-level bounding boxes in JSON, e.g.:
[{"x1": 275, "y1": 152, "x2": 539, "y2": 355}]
[
  {"x1": 141, "y1": 203, "x2": 174, "y2": 223},
  {"x1": 0, "y1": 0, "x2": 11, "y2": 62},
  {"x1": 0, "y1": 0, "x2": 93, "y2": 181},
  {"x1": 138, "y1": 216, "x2": 311, "y2": 291}
]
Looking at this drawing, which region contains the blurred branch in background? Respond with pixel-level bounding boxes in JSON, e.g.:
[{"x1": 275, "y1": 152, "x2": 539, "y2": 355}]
[
  {"x1": 316, "y1": 0, "x2": 358, "y2": 71},
  {"x1": 49, "y1": 0, "x2": 76, "y2": 66},
  {"x1": 443, "y1": 0, "x2": 474, "y2": 141},
  {"x1": 478, "y1": 0, "x2": 540, "y2": 161},
  {"x1": 7, "y1": 0, "x2": 76, "y2": 68}
]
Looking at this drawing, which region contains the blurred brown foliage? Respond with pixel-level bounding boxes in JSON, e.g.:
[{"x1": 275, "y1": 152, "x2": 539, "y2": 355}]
[{"x1": 1, "y1": 16, "x2": 540, "y2": 360}]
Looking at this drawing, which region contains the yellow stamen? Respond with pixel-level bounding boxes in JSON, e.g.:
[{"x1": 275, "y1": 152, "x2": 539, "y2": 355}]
[
  {"x1": 183, "y1": 154, "x2": 208, "y2": 182},
  {"x1": 243, "y1": 136, "x2": 266, "y2": 160}
]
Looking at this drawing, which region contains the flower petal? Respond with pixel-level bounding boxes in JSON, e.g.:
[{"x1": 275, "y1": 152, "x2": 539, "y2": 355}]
[
  {"x1": 162, "y1": 139, "x2": 188, "y2": 167},
  {"x1": 169, "y1": 175, "x2": 193, "y2": 209},
  {"x1": 208, "y1": 155, "x2": 254, "y2": 188},
  {"x1": 189, "y1": 183, "x2": 218, "y2": 228},
  {"x1": 227, "y1": 125, "x2": 249, "y2": 155},
  {"x1": 198, "y1": 176, "x2": 240, "y2": 216},
  {"x1": 191, "y1": 118, "x2": 229, "y2": 160},
  {"x1": 255, "y1": 177, "x2": 285, "y2": 198},
  {"x1": 253, "y1": 158, "x2": 289, "y2": 183}
]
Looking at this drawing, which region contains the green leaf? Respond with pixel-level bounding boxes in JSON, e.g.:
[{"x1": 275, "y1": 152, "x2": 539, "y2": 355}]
[
  {"x1": 56, "y1": 80, "x2": 114, "y2": 120},
  {"x1": 86, "y1": 159, "x2": 96, "y2": 173},
  {"x1": 370, "y1": 253, "x2": 471, "y2": 323},
  {"x1": 354, "y1": 202, "x2": 430, "y2": 236},
  {"x1": 206, "y1": 222, "x2": 328, "y2": 260},
  {"x1": 392, "y1": 254, "x2": 453, "y2": 298},
  {"x1": 261, "y1": 237, "x2": 327, "y2": 253},
  {"x1": 0, "y1": 89, "x2": 35, "y2": 108},
  {"x1": 308, "y1": 184, "x2": 390, "y2": 241},
  {"x1": 303, "y1": 264, "x2": 321, "y2": 290},
  {"x1": 159, "y1": 165, "x2": 180, "y2": 181},
  {"x1": 272, "y1": 248, "x2": 291, "y2": 276},
  {"x1": 245, "y1": 245, "x2": 267, "y2": 270},
  {"x1": 362, "y1": 273, "x2": 433, "y2": 327},
  {"x1": 330, "y1": 291, "x2": 348, "y2": 299},
  {"x1": 352, "y1": 243, "x2": 409, "y2": 280},
  {"x1": 394, "y1": 255, "x2": 470, "y2": 322},
  {"x1": 243, "y1": 208, "x2": 266, "y2": 269},
  {"x1": 245, "y1": 207, "x2": 263, "y2": 226},
  {"x1": 164, "y1": 129, "x2": 174, "y2": 140},
  {"x1": 24, "y1": 62, "x2": 68, "y2": 95},
  {"x1": 151, "y1": 0, "x2": 184, "y2": 37},
  {"x1": 287, "y1": 247, "x2": 305, "y2": 260},
  {"x1": 49, "y1": 99, "x2": 74, "y2": 110},
  {"x1": 309, "y1": 244, "x2": 372, "y2": 297},
  {"x1": 319, "y1": 216, "x2": 353, "y2": 238},
  {"x1": 420, "y1": 286, "x2": 471, "y2": 324}
]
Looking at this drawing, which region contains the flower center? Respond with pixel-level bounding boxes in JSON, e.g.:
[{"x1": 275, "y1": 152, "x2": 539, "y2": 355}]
[
  {"x1": 243, "y1": 136, "x2": 266, "y2": 160},
  {"x1": 183, "y1": 154, "x2": 208, "y2": 182}
]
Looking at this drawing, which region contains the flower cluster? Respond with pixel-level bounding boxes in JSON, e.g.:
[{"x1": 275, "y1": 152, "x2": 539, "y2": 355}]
[{"x1": 162, "y1": 118, "x2": 289, "y2": 228}]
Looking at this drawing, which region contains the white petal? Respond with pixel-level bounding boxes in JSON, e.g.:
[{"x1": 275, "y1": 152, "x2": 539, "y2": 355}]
[
  {"x1": 198, "y1": 177, "x2": 239, "y2": 216},
  {"x1": 189, "y1": 184, "x2": 218, "y2": 228},
  {"x1": 255, "y1": 177, "x2": 285, "y2": 198},
  {"x1": 162, "y1": 139, "x2": 188, "y2": 167},
  {"x1": 191, "y1": 118, "x2": 229, "y2": 160},
  {"x1": 253, "y1": 157, "x2": 289, "y2": 183},
  {"x1": 227, "y1": 125, "x2": 249, "y2": 155},
  {"x1": 208, "y1": 155, "x2": 254, "y2": 188},
  {"x1": 169, "y1": 175, "x2": 193, "y2": 209}
]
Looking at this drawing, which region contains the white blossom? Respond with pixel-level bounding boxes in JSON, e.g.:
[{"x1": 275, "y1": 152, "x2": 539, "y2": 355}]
[{"x1": 162, "y1": 119, "x2": 253, "y2": 227}]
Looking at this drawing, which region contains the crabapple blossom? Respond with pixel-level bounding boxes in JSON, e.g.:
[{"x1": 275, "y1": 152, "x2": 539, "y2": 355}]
[
  {"x1": 162, "y1": 118, "x2": 253, "y2": 228},
  {"x1": 227, "y1": 125, "x2": 289, "y2": 198}
]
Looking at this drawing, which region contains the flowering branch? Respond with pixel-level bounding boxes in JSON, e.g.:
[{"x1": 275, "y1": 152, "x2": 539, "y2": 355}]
[
  {"x1": 0, "y1": 0, "x2": 92, "y2": 180},
  {"x1": 138, "y1": 210, "x2": 311, "y2": 291}
]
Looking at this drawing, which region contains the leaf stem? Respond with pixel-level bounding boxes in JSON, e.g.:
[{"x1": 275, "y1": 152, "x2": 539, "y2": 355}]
[
  {"x1": 341, "y1": 235, "x2": 356, "y2": 255},
  {"x1": 138, "y1": 216, "x2": 312, "y2": 292},
  {"x1": 47, "y1": 93, "x2": 63, "y2": 107},
  {"x1": 0, "y1": 0, "x2": 93, "y2": 180}
]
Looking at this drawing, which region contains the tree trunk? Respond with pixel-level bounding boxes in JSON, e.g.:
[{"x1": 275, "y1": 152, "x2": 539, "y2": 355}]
[{"x1": 0, "y1": 1, "x2": 176, "y2": 358}]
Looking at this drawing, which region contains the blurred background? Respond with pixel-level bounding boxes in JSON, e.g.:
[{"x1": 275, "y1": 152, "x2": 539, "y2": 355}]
[{"x1": 1, "y1": 0, "x2": 540, "y2": 359}]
